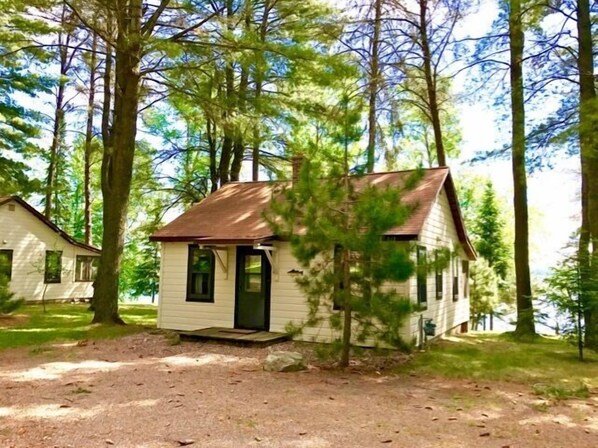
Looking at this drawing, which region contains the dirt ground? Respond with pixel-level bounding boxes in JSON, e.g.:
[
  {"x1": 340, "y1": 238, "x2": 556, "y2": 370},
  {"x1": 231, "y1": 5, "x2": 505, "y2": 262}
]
[{"x1": 0, "y1": 333, "x2": 597, "y2": 448}]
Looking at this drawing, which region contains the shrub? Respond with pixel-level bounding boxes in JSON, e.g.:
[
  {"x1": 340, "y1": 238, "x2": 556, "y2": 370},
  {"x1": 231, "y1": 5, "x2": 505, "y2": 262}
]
[{"x1": 0, "y1": 274, "x2": 24, "y2": 314}]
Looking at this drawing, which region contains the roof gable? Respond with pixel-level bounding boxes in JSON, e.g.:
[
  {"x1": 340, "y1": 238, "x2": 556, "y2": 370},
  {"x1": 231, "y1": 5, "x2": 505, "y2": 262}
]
[
  {"x1": 150, "y1": 168, "x2": 475, "y2": 259},
  {"x1": 0, "y1": 196, "x2": 101, "y2": 254}
]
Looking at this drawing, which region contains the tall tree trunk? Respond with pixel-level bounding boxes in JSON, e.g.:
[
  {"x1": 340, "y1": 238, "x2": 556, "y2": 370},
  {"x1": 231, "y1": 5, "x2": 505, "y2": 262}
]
[
  {"x1": 218, "y1": 0, "x2": 236, "y2": 186},
  {"x1": 231, "y1": 66, "x2": 248, "y2": 181},
  {"x1": 44, "y1": 28, "x2": 71, "y2": 219},
  {"x1": 92, "y1": 0, "x2": 143, "y2": 324},
  {"x1": 207, "y1": 117, "x2": 218, "y2": 192},
  {"x1": 366, "y1": 0, "x2": 381, "y2": 174},
  {"x1": 101, "y1": 42, "x2": 113, "y2": 150},
  {"x1": 576, "y1": 0, "x2": 598, "y2": 348},
  {"x1": 419, "y1": 0, "x2": 446, "y2": 167},
  {"x1": 251, "y1": 109, "x2": 261, "y2": 180},
  {"x1": 84, "y1": 32, "x2": 98, "y2": 245},
  {"x1": 231, "y1": 2, "x2": 251, "y2": 182},
  {"x1": 509, "y1": 0, "x2": 535, "y2": 337},
  {"x1": 251, "y1": 0, "x2": 271, "y2": 180},
  {"x1": 340, "y1": 96, "x2": 353, "y2": 368}
]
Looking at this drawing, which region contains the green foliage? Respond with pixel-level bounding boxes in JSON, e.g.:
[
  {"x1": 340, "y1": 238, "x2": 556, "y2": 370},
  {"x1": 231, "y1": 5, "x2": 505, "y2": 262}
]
[
  {"x1": 0, "y1": 0, "x2": 53, "y2": 195},
  {"x1": 532, "y1": 382, "x2": 590, "y2": 400},
  {"x1": 397, "y1": 334, "x2": 598, "y2": 393},
  {"x1": 393, "y1": 74, "x2": 462, "y2": 168},
  {"x1": 540, "y1": 237, "x2": 594, "y2": 360},
  {"x1": 0, "y1": 274, "x2": 23, "y2": 315},
  {"x1": 269, "y1": 153, "x2": 419, "y2": 359},
  {"x1": 473, "y1": 181, "x2": 511, "y2": 280},
  {"x1": 460, "y1": 179, "x2": 515, "y2": 325},
  {"x1": 469, "y1": 259, "x2": 499, "y2": 330}
]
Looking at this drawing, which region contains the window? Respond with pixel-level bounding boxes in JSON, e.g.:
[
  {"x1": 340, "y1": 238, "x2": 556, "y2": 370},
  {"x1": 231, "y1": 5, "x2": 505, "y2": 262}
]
[
  {"x1": 462, "y1": 260, "x2": 470, "y2": 298},
  {"x1": 417, "y1": 246, "x2": 427, "y2": 307},
  {"x1": 44, "y1": 251, "x2": 62, "y2": 284},
  {"x1": 244, "y1": 255, "x2": 262, "y2": 292},
  {"x1": 75, "y1": 256, "x2": 99, "y2": 282},
  {"x1": 435, "y1": 252, "x2": 443, "y2": 300},
  {"x1": 0, "y1": 250, "x2": 13, "y2": 280},
  {"x1": 186, "y1": 246, "x2": 215, "y2": 302},
  {"x1": 452, "y1": 256, "x2": 460, "y2": 301}
]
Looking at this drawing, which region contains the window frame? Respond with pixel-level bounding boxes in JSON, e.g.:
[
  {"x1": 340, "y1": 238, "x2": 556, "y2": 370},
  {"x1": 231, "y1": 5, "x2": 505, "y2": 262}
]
[
  {"x1": 435, "y1": 251, "x2": 443, "y2": 300},
  {"x1": 75, "y1": 255, "x2": 99, "y2": 282},
  {"x1": 0, "y1": 249, "x2": 13, "y2": 280},
  {"x1": 44, "y1": 250, "x2": 62, "y2": 284},
  {"x1": 416, "y1": 245, "x2": 428, "y2": 308},
  {"x1": 462, "y1": 260, "x2": 470, "y2": 298},
  {"x1": 186, "y1": 245, "x2": 215, "y2": 303},
  {"x1": 452, "y1": 255, "x2": 459, "y2": 302}
]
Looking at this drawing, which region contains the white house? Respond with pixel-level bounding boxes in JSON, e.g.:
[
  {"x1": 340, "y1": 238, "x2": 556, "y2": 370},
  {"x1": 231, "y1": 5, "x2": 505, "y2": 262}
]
[
  {"x1": 150, "y1": 167, "x2": 476, "y2": 346},
  {"x1": 0, "y1": 196, "x2": 100, "y2": 302}
]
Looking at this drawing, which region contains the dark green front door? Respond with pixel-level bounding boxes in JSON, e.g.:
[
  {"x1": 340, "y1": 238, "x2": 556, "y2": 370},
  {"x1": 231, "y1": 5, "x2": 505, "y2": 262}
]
[{"x1": 235, "y1": 247, "x2": 271, "y2": 331}]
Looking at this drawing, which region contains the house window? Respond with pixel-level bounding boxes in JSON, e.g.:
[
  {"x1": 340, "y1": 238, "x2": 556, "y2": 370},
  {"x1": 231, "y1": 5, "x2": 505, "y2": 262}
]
[
  {"x1": 417, "y1": 246, "x2": 427, "y2": 307},
  {"x1": 452, "y1": 256, "x2": 460, "y2": 301},
  {"x1": 0, "y1": 250, "x2": 13, "y2": 280},
  {"x1": 244, "y1": 255, "x2": 262, "y2": 293},
  {"x1": 435, "y1": 252, "x2": 443, "y2": 300},
  {"x1": 462, "y1": 260, "x2": 470, "y2": 298},
  {"x1": 75, "y1": 255, "x2": 99, "y2": 282},
  {"x1": 186, "y1": 246, "x2": 215, "y2": 302},
  {"x1": 44, "y1": 251, "x2": 62, "y2": 284}
]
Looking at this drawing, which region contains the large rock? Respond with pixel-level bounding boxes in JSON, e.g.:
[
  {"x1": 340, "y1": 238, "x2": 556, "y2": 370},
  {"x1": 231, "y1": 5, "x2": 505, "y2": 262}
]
[{"x1": 263, "y1": 351, "x2": 306, "y2": 372}]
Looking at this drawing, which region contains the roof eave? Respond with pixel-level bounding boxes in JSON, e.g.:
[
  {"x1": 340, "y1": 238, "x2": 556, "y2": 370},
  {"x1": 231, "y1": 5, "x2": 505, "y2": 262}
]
[{"x1": 2, "y1": 196, "x2": 101, "y2": 254}]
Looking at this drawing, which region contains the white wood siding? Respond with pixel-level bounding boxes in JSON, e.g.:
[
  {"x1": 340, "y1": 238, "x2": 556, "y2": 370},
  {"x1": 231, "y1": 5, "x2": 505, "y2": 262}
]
[
  {"x1": 270, "y1": 242, "x2": 411, "y2": 345},
  {"x1": 0, "y1": 200, "x2": 96, "y2": 301},
  {"x1": 270, "y1": 242, "x2": 336, "y2": 342},
  {"x1": 157, "y1": 185, "x2": 470, "y2": 347},
  {"x1": 401, "y1": 187, "x2": 470, "y2": 345},
  {"x1": 158, "y1": 242, "x2": 235, "y2": 330}
]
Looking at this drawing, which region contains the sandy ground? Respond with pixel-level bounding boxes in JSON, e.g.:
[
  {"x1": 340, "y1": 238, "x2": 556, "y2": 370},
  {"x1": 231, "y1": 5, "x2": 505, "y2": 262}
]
[{"x1": 0, "y1": 333, "x2": 597, "y2": 448}]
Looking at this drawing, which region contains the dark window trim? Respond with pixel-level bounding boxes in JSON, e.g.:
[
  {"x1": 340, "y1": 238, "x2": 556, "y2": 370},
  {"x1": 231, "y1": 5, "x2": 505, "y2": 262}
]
[
  {"x1": 435, "y1": 252, "x2": 443, "y2": 300},
  {"x1": 44, "y1": 250, "x2": 62, "y2": 284},
  {"x1": 0, "y1": 249, "x2": 13, "y2": 280},
  {"x1": 417, "y1": 246, "x2": 427, "y2": 308},
  {"x1": 452, "y1": 256, "x2": 459, "y2": 302},
  {"x1": 75, "y1": 255, "x2": 100, "y2": 282},
  {"x1": 462, "y1": 260, "x2": 470, "y2": 298},
  {"x1": 186, "y1": 245, "x2": 215, "y2": 303}
]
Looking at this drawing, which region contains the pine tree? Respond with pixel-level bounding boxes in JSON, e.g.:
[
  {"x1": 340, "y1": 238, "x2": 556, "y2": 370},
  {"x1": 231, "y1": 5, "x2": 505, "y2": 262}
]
[
  {"x1": 0, "y1": 0, "x2": 52, "y2": 195},
  {"x1": 474, "y1": 181, "x2": 510, "y2": 280},
  {"x1": 0, "y1": 257, "x2": 23, "y2": 314},
  {"x1": 0, "y1": 277, "x2": 23, "y2": 315},
  {"x1": 270, "y1": 95, "x2": 419, "y2": 366},
  {"x1": 469, "y1": 259, "x2": 499, "y2": 331}
]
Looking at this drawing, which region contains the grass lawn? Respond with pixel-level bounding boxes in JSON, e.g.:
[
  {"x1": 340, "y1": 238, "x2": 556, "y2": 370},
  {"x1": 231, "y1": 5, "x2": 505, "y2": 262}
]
[
  {"x1": 399, "y1": 333, "x2": 598, "y2": 398},
  {"x1": 0, "y1": 303, "x2": 157, "y2": 351}
]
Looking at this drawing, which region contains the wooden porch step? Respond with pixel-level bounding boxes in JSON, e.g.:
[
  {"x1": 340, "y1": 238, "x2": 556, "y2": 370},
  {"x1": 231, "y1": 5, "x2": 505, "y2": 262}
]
[{"x1": 179, "y1": 327, "x2": 290, "y2": 347}]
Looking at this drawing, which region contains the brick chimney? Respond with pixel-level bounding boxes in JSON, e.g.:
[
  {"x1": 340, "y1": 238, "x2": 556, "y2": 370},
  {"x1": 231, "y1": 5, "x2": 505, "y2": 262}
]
[{"x1": 291, "y1": 154, "x2": 304, "y2": 186}]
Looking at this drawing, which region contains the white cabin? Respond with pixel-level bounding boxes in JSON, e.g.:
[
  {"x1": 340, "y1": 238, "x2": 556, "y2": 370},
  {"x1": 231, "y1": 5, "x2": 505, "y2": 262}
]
[
  {"x1": 151, "y1": 168, "x2": 476, "y2": 347},
  {"x1": 0, "y1": 196, "x2": 100, "y2": 302}
]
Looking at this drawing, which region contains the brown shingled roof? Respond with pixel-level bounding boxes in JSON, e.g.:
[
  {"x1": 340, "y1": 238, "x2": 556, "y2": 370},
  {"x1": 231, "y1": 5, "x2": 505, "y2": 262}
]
[
  {"x1": 150, "y1": 167, "x2": 475, "y2": 259},
  {"x1": 0, "y1": 196, "x2": 101, "y2": 254}
]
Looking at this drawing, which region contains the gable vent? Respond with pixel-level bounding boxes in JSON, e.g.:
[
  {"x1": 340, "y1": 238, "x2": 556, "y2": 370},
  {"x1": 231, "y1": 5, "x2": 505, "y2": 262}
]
[{"x1": 8, "y1": 204, "x2": 15, "y2": 211}]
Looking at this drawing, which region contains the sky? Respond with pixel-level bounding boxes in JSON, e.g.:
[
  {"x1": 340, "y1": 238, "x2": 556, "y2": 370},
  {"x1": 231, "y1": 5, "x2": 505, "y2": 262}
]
[{"x1": 451, "y1": 1, "x2": 580, "y2": 275}]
